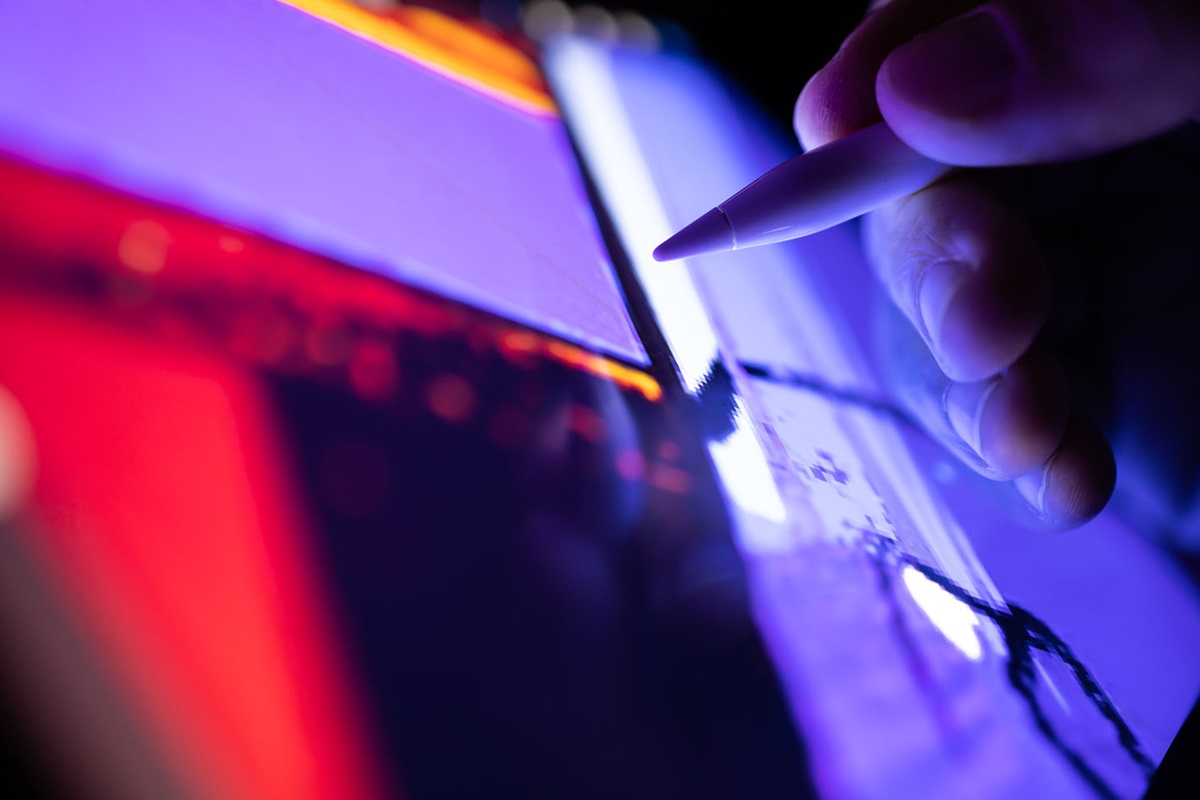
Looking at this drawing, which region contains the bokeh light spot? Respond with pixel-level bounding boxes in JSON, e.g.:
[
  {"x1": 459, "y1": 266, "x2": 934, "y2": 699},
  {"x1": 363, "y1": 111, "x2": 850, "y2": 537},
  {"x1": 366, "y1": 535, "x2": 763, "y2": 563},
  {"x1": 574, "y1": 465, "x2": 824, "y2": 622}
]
[
  {"x1": 349, "y1": 339, "x2": 398, "y2": 399},
  {"x1": 567, "y1": 403, "x2": 605, "y2": 444},
  {"x1": 426, "y1": 374, "x2": 476, "y2": 423},
  {"x1": 117, "y1": 219, "x2": 171, "y2": 274}
]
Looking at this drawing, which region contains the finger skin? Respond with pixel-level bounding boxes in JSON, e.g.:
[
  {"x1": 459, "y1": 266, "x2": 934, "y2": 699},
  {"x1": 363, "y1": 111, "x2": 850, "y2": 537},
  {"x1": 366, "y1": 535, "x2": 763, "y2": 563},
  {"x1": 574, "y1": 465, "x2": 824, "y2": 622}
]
[
  {"x1": 795, "y1": 0, "x2": 981, "y2": 149},
  {"x1": 879, "y1": 0, "x2": 1200, "y2": 164},
  {"x1": 1014, "y1": 413, "x2": 1115, "y2": 528},
  {"x1": 863, "y1": 177, "x2": 1049, "y2": 382},
  {"x1": 880, "y1": 301, "x2": 1070, "y2": 482},
  {"x1": 878, "y1": 302, "x2": 1113, "y2": 526},
  {"x1": 801, "y1": 0, "x2": 1200, "y2": 163},
  {"x1": 795, "y1": 0, "x2": 1176, "y2": 527},
  {"x1": 945, "y1": 345, "x2": 1071, "y2": 480}
]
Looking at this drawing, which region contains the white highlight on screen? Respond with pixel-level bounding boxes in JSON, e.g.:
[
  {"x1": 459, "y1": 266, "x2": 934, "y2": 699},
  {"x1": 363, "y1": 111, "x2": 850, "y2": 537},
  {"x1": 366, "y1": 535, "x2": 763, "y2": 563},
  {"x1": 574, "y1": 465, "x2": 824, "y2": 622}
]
[
  {"x1": 544, "y1": 38, "x2": 718, "y2": 393},
  {"x1": 547, "y1": 38, "x2": 788, "y2": 527},
  {"x1": 902, "y1": 565, "x2": 982, "y2": 661},
  {"x1": 707, "y1": 400, "x2": 788, "y2": 524}
]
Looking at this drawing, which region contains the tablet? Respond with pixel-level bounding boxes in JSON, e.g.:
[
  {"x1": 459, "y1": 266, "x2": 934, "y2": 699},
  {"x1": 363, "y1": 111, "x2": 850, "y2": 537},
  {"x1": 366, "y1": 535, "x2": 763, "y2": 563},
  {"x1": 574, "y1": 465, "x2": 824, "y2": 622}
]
[{"x1": 0, "y1": 1, "x2": 1197, "y2": 798}]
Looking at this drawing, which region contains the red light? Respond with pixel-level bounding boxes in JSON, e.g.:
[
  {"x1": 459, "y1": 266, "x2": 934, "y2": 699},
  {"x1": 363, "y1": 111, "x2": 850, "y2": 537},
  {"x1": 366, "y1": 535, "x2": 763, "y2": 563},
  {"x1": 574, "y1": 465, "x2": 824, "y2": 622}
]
[
  {"x1": 426, "y1": 374, "x2": 477, "y2": 423},
  {"x1": 567, "y1": 403, "x2": 606, "y2": 444},
  {"x1": 0, "y1": 297, "x2": 390, "y2": 799},
  {"x1": 349, "y1": 340, "x2": 399, "y2": 400}
]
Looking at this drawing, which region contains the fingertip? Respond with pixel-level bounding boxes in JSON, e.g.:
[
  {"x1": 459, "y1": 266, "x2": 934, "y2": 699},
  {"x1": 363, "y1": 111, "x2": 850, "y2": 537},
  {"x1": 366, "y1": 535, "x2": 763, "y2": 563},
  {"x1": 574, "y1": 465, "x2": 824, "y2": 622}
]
[
  {"x1": 876, "y1": 7, "x2": 1020, "y2": 128},
  {"x1": 794, "y1": 65, "x2": 878, "y2": 152},
  {"x1": 876, "y1": 0, "x2": 1200, "y2": 165},
  {"x1": 1015, "y1": 414, "x2": 1115, "y2": 529},
  {"x1": 793, "y1": 3, "x2": 917, "y2": 152},
  {"x1": 971, "y1": 347, "x2": 1071, "y2": 479},
  {"x1": 873, "y1": 5, "x2": 1034, "y2": 166}
]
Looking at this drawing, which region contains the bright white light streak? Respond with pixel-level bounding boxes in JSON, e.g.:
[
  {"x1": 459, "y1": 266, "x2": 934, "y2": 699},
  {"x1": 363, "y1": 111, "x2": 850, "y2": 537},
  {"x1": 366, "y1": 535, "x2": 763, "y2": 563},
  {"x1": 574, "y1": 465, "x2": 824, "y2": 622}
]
[
  {"x1": 902, "y1": 565, "x2": 983, "y2": 661},
  {"x1": 707, "y1": 400, "x2": 788, "y2": 524},
  {"x1": 546, "y1": 39, "x2": 787, "y2": 525},
  {"x1": 544, "y1": 39, "x2": 718, "y2": 394}
]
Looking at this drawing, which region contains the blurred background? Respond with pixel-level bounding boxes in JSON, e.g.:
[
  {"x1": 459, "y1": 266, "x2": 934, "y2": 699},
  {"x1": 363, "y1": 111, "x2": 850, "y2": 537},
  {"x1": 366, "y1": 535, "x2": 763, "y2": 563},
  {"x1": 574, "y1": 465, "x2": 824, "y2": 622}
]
[{"x1": 444, "y1": 0, "x2": 868, "y2": 128}]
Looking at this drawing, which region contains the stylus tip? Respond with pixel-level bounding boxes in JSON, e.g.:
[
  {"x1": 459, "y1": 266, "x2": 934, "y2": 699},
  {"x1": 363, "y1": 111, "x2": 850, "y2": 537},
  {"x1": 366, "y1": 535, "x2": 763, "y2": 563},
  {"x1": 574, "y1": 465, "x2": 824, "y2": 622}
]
[{"x1": 653, "y1": 208, "x2": 733, "y2": 261}]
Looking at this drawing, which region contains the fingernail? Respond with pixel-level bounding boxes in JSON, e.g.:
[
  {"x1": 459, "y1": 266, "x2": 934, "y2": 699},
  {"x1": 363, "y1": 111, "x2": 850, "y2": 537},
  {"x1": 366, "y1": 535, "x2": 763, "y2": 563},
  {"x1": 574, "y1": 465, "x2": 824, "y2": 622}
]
[
  {"x1": 943, "y1": 377, "x2": 1000, "y2": 459},
  {"x1": 915, "y1": 258, "x2": 968, "y2": 355},
  {"x1": 880, "y1": 9, "x2": 1018, "y2": 118},
  {"x1": 1014, "y1": 456, "x2": 1054, "y2": 516}
]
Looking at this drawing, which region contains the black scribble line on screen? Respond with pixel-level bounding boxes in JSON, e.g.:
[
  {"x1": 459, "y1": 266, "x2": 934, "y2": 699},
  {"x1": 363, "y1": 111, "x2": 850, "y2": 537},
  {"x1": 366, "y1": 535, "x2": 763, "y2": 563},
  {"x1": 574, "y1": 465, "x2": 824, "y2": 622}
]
[
  {"x1": 860, "y1": 533, "x2": 1153, "y2": 800},
  {"x1": 739, "y1": 361, "x2": 920, "y2": 430},
  {"x1": 742, "y1": 359, "x2": 1155, "y2": 791}
]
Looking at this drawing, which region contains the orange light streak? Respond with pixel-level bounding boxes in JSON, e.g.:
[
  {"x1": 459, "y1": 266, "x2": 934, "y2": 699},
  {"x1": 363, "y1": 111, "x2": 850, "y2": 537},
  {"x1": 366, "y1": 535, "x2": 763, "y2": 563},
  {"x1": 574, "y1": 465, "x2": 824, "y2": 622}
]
[
  {"x1": 544, "y1": 340, "x2": 663, "y2": 402},
  {"x1": 273, "y1": 0, "x2": 557, "y2": 115}
]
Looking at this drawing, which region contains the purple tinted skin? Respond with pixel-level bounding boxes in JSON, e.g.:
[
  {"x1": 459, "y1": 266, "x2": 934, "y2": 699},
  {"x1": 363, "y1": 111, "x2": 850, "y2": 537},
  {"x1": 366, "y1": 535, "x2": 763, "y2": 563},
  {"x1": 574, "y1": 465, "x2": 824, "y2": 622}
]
[
  {"x1": 795, "y1": 0, "x2": 1200, "y2": 532},
  {"x1": 654, "y1": 122, "x2": 950, "y2": 260}
]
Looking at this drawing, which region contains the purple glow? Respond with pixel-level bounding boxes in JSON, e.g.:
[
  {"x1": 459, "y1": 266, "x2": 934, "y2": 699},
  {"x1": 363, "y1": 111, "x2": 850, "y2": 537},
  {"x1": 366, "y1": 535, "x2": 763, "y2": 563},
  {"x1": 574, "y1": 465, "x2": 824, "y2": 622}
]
[
  {"x1": 581, "y1": 40, "x2": 1200, "y2": 797},
  {"x1": 0, "y1": 0, "x2": 645, "y2": 363}
]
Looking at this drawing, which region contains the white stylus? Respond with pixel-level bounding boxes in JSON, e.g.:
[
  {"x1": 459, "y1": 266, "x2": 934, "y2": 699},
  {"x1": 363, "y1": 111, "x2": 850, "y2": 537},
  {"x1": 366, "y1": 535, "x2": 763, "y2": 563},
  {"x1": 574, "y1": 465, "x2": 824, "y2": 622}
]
[{"x1": 654, "y1": 122, "x2": 952, "y2": 260}]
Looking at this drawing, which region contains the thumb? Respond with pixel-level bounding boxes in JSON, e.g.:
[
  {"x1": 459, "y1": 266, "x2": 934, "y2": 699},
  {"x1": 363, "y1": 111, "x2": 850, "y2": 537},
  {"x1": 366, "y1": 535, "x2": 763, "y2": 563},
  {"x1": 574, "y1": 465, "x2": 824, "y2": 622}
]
[{"x1": 876, "y1": 0, "x2": 1200, "y2": 165}]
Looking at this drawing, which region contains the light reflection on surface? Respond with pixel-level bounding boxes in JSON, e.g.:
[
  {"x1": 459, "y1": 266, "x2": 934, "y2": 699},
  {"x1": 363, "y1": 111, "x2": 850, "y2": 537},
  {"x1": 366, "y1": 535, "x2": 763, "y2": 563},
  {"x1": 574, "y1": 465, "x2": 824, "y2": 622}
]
[
  {"x1": 547, "y1": 38, "x2": 788, "y2": 529},
  {"x1": 902, "y1": 565, "x2": 983, "y2": 662},
  {"x1": 544, "y1": 38, "x2": 719, "y2": 394},
  {"x1": 707, "y1": 400, "x2": 787, "y2": 524}
]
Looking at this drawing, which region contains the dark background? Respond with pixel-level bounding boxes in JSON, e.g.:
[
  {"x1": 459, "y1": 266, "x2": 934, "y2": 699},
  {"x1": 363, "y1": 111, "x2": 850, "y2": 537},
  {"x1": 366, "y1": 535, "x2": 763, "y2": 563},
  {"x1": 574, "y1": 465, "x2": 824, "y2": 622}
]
[
  {"x1": 565, "y1": 0, "x2": 867, "y2": 125},
  {"x1": 486, "y1": 0, "x2": 871, "y2": 129}
]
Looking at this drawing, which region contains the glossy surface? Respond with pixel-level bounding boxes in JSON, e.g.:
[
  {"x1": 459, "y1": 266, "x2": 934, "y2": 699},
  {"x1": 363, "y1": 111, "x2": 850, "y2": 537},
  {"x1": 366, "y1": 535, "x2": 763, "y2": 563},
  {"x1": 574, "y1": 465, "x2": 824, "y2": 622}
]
[
  {"x1": 555, "y1": 37, "x2": 1200, "y2": 798},
  {"x1": 0, "y1": 0, "x2": 645, "y2": 363}
]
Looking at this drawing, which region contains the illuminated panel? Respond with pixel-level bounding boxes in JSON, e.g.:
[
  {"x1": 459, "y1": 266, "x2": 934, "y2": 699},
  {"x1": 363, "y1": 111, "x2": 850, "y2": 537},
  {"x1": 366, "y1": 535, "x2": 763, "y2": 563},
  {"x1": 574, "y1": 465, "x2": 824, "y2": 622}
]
[
  {"x1": 0, "y1": 0, "x2": 646, "y2": 364},
  {"x1": 0, "y1": 298, "x2": 389, "y2": 799}
]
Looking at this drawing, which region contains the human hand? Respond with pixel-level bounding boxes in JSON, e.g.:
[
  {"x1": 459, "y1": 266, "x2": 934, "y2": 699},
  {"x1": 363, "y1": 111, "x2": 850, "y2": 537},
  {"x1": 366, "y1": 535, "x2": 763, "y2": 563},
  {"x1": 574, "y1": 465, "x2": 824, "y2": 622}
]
[{"x1": 794, "y1": 0, "x2": 1200, "y2": 532}]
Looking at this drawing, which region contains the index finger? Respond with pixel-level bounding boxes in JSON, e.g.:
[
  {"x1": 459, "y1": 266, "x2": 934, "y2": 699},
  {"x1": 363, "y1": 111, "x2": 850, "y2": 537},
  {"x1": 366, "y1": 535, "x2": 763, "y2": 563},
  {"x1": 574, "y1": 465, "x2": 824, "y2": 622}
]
[{"x1": 795, "y1": 0, "x2": 981, "y2": 149}]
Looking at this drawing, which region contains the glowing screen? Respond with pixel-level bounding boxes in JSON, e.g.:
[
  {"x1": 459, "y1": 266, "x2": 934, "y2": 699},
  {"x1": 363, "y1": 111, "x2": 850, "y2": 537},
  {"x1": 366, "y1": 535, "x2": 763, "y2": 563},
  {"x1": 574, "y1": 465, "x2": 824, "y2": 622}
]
[{"x1": 0, "y1": 0, "x2": 647, "y2": 364}]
